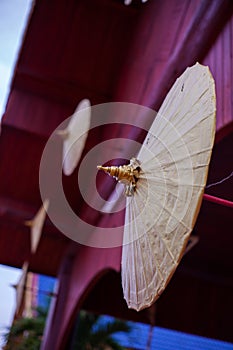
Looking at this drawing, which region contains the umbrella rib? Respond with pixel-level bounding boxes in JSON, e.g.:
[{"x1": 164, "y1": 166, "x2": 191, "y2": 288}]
[
  {"x1": 135, "y1": 185, "x2": 178, "y2": 265},
  {"x1": 131, "y1": 191, "x2": 166, "y2": 284}
]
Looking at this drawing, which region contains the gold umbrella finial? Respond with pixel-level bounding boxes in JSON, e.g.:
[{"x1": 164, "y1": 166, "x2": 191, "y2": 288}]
[{"x1": 97, "y1": 158, "x2": 141, "y2": 196}]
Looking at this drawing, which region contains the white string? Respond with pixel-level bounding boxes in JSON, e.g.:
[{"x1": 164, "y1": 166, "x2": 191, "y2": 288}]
[{"x1": 206, "y1": 171, "x2": 233, "y2": 189}]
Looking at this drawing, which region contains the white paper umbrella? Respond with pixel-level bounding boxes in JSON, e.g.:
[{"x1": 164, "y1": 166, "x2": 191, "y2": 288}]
[
  {"x1": 25, "y1": 199, "x2": 49, "y2": 254},
  {"x1": 98, "y1": 63, "x2": 216, "y2": 311},
  {"x1": 58, "y1": 99, "x2": 91, "y2": 176},
  {"x1": 15, "y1": 261, "x2": 28, "y2": 316}
]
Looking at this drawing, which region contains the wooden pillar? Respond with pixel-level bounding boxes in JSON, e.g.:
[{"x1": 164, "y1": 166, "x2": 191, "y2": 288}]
[{"x1": 41, "y1": 243, "x2": 122, "y2": 350}]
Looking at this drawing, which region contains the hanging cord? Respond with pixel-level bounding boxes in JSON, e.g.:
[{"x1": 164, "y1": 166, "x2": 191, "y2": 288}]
[
  {"x1": 206, "y1": 171, "x2": 233, "y2": 189},
  {"x1": 203, "y1": 170, "x2": 233, "y2": 209}
]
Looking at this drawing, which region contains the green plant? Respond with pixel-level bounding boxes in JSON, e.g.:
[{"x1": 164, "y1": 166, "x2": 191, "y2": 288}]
[
  {"x1": 4, "y1": 307, "x2": 47, "y2": 350},
  {"x1": 72, "y1": 310, "x2": 130, "y2": 350}
]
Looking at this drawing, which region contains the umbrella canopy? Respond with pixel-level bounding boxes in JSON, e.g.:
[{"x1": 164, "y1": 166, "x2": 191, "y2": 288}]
[
  {"x1": 25, "y1": 199, "x2": 50, "y2": 254},
  {"x1": 123, "y1": 63, "x2": 216, "y2": 310},
  {"x1": 15, "y1": 261, "x2": 29, "y2": 316},
  {"x1": 58, "y1": 99, "x2": 91, "y2": 176}
]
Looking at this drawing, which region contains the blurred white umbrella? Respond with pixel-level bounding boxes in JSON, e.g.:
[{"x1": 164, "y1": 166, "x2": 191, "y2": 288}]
[
  {"x1": 25, "y1": 199, "x2": 49, "y2": 254},
  {"x1": 57, "y1": 99, "x2": 91, "y2": 176}
]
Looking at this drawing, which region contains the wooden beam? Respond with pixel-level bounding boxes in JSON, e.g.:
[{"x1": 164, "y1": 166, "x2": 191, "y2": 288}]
[{"x1": 145, "y1": 0, "x2": 233, "y2": 110}]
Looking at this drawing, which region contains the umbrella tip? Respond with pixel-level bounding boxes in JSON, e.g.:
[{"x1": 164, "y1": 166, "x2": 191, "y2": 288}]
[
  {"x1": 56, "y1": 129, "x2": 69, "y2": 139},
  {"x1": 97, "y1": 165, "x2": 108, "y2": 172},
  {"x1": 24, "y1": 220, "x2": 33, "y2": 228}
]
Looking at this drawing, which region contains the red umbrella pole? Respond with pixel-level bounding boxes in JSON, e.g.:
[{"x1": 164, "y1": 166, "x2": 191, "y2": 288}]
[{"x1": 203, "y1": 193, "x2": 233, "y2": 208}]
